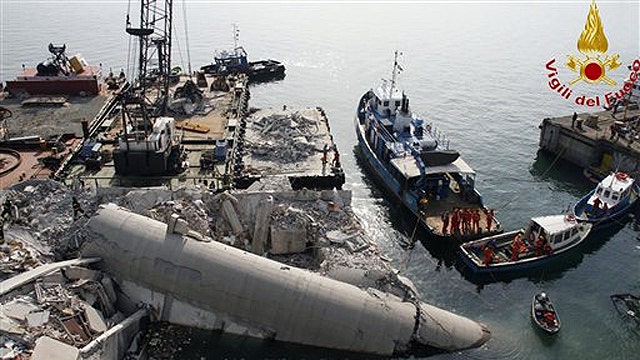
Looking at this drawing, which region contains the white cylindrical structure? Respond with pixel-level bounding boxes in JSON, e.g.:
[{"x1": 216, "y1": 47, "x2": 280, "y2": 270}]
[{"x1": 82, "y1": 204, "x2": 489, "y2": 355}]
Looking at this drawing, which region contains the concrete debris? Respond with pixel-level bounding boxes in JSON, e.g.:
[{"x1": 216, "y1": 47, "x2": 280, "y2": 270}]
[
  {"x1": 0, "y1": 261, "x2": 123, "y2": 358},
  {"x1": 3, "y1": 298, "x2": 39, "y2": 321},
  {"x1": 246, "y1": 110, "x2": 324, "y2": 164},
  {"x1": 0, "y1": 179, "x2": 489, "y2": 356},
  {"x1": 31, "y1": 336, "x2": 79, "y2": 360},
  {"x1": 82, "y1": 301, "x2": 107, "y2": 334},
  {"x1": 26, "y1": 310, "x2": 50, "y2": 327}
]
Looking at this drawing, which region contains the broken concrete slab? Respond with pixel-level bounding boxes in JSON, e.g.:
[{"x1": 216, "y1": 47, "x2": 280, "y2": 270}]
[
  {"x1": 325, "y1": 230, "x2": 357, "y2": 245},
  {"x1": 3, "y1": 299, "x2": 39, "y2": 321},
  {"x1": 0, "y1": 258, "x2": 101, "y2": 296},
  {"x1": 32, "y1": 336, "x2": 79, "y2": 360},
  {"x1": 270, "y1": 226, "x2": 307, "y2": 255},
  {"x1": 26, "y1": 310, "x2": 50, "y2": 327},
  {"x1": 252, "y1": 196, "x2": 273, "y2": 254},
  {"x1": 222, "y1": 200, "x2": 244, "y2": 235},
  {"x1": 82, "y1": 301, "x2": 107, "y2": 334},
  {"x1": 0, "y1": 314, "x2": 25, "y2": 335},
  {"x1": 63, "y1": 266, "x2": 101, "y2": 281},
  {"x1": 100, "y1": 276, "x2": 117, "y2": 305}
]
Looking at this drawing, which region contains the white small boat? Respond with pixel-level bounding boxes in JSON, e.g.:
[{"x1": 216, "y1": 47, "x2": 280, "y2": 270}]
[
  {"x1": 459, "y1": 215, "x2": 592, "y2": 274},
  {"x1": 573, "y1": 172, "x2": 639, "y2": 226}
]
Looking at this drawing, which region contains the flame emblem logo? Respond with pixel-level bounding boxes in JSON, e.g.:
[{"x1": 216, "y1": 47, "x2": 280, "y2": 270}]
[{"x1": 566, "y1": 0, "x2": 620, "y2": 86}]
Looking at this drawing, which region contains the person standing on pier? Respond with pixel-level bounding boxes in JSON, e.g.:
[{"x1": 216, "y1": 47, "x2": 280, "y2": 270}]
[
  {"x1": 450, "y1": 208, "x2": 460, "y2": 235},
  {"x1": 472, "y1": 209, "x2": 481, "y2": 234},
  {"x1": 440, "y1": 211, "x2": 449, "y2": 235},
  {"x1": 571, "y1": 112, "x2": 577, "y2": 129},
  {"x1": 485, "y1": 208, "x2": 494, "y2": 232},
  {"x1": 332, "y1": 147, "x2": 341, "y2": 168}
]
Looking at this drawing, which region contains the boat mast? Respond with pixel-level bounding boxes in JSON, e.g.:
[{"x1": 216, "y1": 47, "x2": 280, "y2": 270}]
[
  {"x1": 389, "y1": 50, "x2": 399, "y2": 99},
  {"x1": 233, "y1": 24, "x2": 240, "y2": 50}
]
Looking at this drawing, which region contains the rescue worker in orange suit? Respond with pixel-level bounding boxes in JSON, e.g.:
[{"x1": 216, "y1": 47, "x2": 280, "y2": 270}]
[
  {"x1": 511, "y1": 233, "x2": 526, "y2": 261},
  {"x1": 472, "y1": 209, "x2": 481, "y2": 234},
  {"x1": 450, "y1": 208, "x2": 460, "y2": 235},
  {"x1": 543, "y1": 311, "x2": 556, "y2": 327},
  {"x1": 485, "y1": 208, "x2": 494, "y2": 232},
  {"x1": 482, "y1": 244, "x2": 496, "y2": 265}
]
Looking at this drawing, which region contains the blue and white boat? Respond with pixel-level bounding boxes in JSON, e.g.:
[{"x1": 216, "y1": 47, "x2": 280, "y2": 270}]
[
  {"x1": 354, "y1": 52, "x2": 500, "y2": 242},
  {"x1": 572, "y1": 172, "x2": 639, "y2": 226},
  {"x1": 459, "y1": 215, "x2": 592, "y2": 275}
]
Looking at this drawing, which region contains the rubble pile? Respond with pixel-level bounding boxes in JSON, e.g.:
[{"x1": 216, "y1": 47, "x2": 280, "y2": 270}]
[
  {"x1": 1, "y1": 180, "x2": 96, "y2": 272},
  {"x1": 246, "y1": 110, "x2": 322, "y2": 164},
  {"x1": 0, "y1": 265, "x2": 122, "y2": 358},
  {"x1": 0, "y1": 235, "x2": 43, "y2": 279}
]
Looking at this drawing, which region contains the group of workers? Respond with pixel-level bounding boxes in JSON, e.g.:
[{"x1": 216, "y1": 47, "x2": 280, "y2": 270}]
[
  {"x1": 441, "y1": 208, "x2": 495, "y2": 236},
  {"x1": 320, "y1": 144, "x2": 341, "y2": 172},
  {"x1": 482, "y1": 231, "x2": 553, "y2": 265}
]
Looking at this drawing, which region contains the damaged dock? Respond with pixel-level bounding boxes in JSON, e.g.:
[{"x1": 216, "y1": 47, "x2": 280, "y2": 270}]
[{"x1": 539, "y1": 105, "x2": 640, "y2": 175}]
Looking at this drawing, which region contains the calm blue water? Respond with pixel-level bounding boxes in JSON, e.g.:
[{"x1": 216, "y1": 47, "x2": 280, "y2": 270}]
[{"x1": 2, "y1": 1, "x2": 640, "y2": 359}]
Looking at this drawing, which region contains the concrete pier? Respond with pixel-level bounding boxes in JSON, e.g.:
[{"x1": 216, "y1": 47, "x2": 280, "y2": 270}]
[{"x1": 539, "y1": 107, "x2": 640, "y2": 174}]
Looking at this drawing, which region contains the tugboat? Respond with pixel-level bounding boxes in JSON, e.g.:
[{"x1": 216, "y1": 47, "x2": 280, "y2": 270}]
[
  {"x1": 200, "y1": 26, "x2": 285, "y2": 83},
  {"x1": 572, "y1": 171, "x2": 639, "y2": 227},
  {"x1": 4, "y1": 43, "x2": 101, "y2": 97},
  {"x1": 354, "y1": 51, "x2": 501, "y2": 243}
]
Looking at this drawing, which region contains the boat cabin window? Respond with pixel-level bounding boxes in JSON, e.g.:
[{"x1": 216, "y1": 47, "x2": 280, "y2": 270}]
[
  {"x1": 395, "y1": 100, "x2": 401, "y2": 107},
  {"x1": 570, "y1": 227, "x2": 578, "y2": 237},
  {"x1": 383, "y1": 100, "x2": 389, "y2": 107},
  {"x1": 604, "y1": 190, "x2": 611, "y2": 198},
  {"x1": 563, "y1": 231, "x2": 571, "y2": 241},
  {"x1": 612, "y1": 193, "x2": 619, "y2": 201},
  {"x1": 596, "y1": 187, "x2": 603, "y2": 195},
  {"x1": 553, "y1": 233, "x2": 563, "y2": 244}
]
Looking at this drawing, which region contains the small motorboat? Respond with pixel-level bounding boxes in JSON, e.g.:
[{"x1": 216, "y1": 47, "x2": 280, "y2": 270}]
[
  {"x1": 459, "y1": 215, "x2": 592, "y2": 275},
  {"x1": 611, "y1": 293, "x2": 640, "y2": 322},
  {"x1": 531, "y1": 292, "x2": 560, "y2": 334},
  {"x1": 573, "y1": 171, "x2": 639, "y2": 227}
]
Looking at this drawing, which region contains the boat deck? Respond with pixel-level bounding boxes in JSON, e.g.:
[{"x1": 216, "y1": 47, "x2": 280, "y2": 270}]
[
  {"x1": 61, "y1": 75, "x2": 240, "y2": 189},
  {"x1": 236, "y1": 107, "x2": 345, "y2": 190},
  {"x1": 0, "y1": 92, "x2": 111, "y2": 139}
]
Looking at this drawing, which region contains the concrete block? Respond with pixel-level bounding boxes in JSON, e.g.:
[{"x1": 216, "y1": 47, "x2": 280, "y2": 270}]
[
  {"x1": 63, "y1": 266, "x2": 100, "y2": 281},
  {"x1": 0, "y1": 314, "x2": 25, "y2": 335},
  {"x1": 222, "y1": 200, "x2": 244, "y2": 235},
  {"x1": 252, "y1": 196, "x2": 273, "y2": 255},
  {"x1": 82, "y1": 301, "x2": 107, "y2": 333},
  {"x1": 270, "y1": 226, "x2": 306, "y2": 254},
  {"x1": 26, "y1": 310, "x2": 50, "y2": 327},
  {"x1": 100, "y1": 276, "x2": 118, "y2": 305},
  {"x1": 174, "y1": 218, "x2": 189, "y2": 235},
  {"x1": 3, "y1": 299, "x2": 39, "y2": 321},
  {"x1": 32, "y1": 336, "x2": 79, "y2": 360}
]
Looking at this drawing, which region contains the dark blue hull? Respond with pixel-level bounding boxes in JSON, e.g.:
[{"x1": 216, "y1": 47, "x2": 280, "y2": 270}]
[
  {"x1": 354, "y1": 115, "x2": 497, "y2": 243},
  {"x1": 354, "y1": 116, "x2": 427, "y2": 230},
  {"x1": 573, "y1": 184, "x2": 640, "y2": 227}
]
